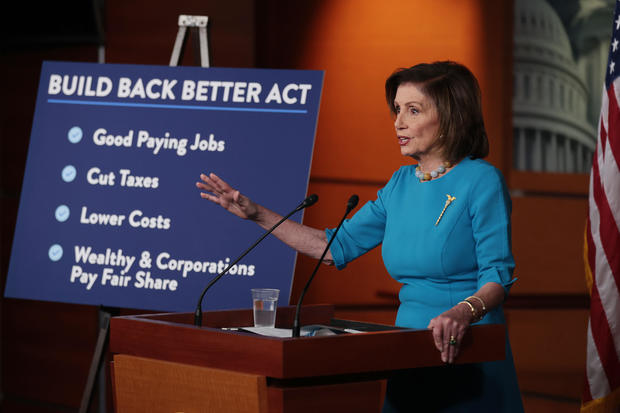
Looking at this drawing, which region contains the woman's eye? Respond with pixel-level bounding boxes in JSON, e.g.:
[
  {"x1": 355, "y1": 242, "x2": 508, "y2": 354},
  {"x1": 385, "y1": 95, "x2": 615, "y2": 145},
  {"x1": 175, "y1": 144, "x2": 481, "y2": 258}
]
[{"x1": 409, "y1": 107, "x2": 419, "y2": 114}]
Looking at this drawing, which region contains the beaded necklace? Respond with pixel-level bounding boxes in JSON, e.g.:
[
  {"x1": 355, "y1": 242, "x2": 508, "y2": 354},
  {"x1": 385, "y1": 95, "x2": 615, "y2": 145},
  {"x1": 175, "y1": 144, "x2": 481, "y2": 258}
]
[{"x1": 415, "y1": 161, "x2": 452, "y2": 182}]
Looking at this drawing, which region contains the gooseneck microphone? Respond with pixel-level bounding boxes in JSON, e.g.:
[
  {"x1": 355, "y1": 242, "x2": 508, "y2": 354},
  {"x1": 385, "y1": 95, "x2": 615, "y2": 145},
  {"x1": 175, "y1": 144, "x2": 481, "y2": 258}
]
[
  {"x1": 292, "y1": 194, "x2": 359, "y2": 337},
  {"x1": 194, "y1": 194, "x2": 318, "y2": 326}
]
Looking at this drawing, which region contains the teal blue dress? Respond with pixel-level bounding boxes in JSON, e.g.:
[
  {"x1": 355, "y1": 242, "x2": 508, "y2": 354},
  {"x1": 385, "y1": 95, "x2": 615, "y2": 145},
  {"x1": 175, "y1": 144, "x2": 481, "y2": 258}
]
[{"x1": 326, "y1": 158, "x2": 524, "y2": 412}]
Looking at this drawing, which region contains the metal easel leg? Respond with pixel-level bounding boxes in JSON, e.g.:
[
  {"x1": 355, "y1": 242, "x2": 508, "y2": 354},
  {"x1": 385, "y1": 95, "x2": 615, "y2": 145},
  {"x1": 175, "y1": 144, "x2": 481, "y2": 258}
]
[
  {"x1": 79, "y1": 306, "x2": 118, "y2": 413},
  {"x1": 198, "y1": 26, "x2": 209, "y2": 67},
  {"x1": 169, "y1": 25, "x2": 188, "y2": 67}
]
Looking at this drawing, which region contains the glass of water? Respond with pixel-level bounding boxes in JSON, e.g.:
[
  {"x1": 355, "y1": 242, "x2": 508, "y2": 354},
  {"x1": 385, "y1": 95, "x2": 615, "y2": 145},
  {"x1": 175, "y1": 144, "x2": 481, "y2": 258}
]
[{"x1": 251, "y1": 288, "x2": 279, "y2": 328}]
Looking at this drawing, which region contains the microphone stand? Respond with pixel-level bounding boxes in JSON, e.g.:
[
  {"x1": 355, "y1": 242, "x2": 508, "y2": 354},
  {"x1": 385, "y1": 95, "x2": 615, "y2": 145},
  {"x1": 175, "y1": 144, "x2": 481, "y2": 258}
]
[
  {"x1": 194, "y1": 194, "x2": 318, "y2": 326},
  {"x1": 292, "y1": 195, "x2": 358, "y2": 337}
]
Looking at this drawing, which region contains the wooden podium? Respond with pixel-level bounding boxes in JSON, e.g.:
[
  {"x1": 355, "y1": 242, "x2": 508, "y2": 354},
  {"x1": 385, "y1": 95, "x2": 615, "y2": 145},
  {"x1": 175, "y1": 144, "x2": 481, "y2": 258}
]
[{"x1": 109, "y1": 304, "x2": 505, "y2": 413}]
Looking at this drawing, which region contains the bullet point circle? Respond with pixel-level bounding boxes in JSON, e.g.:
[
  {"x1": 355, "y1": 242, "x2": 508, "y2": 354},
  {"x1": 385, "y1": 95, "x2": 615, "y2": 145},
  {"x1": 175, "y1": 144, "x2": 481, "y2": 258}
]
[
  {"x1": 55, "y1": 205, "x2": 70, "y2": 222},
  {"x1": 61, "y1": 165, "x2": 77, "y2": 182},
  {"x1": 48, "y1": 244, "x2": 63, "y2": 262},
  {"x1": 68, "y1": 126, "x2": 83, "y2": 143}
]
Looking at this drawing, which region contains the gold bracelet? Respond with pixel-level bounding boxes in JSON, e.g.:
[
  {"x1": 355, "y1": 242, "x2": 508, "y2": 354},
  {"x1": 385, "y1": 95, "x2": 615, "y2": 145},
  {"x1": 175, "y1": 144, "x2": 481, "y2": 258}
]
[
  {"x1": 458, "y1": 300, "x2": 477, "y2": 321},
  {"x1": 466, "y1": 295, "x2": 486, "y2": 312}
]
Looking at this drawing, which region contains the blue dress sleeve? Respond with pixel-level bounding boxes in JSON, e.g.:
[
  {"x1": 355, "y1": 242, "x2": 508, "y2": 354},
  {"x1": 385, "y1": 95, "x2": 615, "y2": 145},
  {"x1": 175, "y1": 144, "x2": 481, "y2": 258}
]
[
  {"x1": 326, "y1": 168, "x2": 402, "y2": 270},
  {"x1": 469, "y1": 167, "x2": 517, "y2": 295}
]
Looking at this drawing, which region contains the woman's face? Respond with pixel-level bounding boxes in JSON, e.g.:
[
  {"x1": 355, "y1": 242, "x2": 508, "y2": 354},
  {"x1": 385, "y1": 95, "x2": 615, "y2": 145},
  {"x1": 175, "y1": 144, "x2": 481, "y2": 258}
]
[{"x1": 393, "y1": 83, "x2": 442, "y2": 160}]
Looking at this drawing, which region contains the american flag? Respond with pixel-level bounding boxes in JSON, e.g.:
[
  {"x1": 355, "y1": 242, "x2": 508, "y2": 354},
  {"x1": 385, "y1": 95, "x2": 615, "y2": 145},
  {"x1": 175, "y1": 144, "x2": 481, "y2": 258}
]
[{"x1": 582, "y1": 2, "x2": 620, "y2": 412}]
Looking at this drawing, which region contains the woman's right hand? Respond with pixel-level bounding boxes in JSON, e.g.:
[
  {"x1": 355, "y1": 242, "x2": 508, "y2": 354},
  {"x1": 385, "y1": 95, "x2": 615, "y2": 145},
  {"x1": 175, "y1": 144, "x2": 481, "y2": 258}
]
[{"x1": 196, "y1": 173, "x2": 259, "y2": 220}]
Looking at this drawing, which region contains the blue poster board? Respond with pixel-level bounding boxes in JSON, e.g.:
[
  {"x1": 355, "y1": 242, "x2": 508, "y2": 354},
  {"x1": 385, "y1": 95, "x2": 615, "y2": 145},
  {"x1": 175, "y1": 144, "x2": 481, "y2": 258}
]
[{"x1": 5, "y1": 61, "x2": 323, "y2": 312}]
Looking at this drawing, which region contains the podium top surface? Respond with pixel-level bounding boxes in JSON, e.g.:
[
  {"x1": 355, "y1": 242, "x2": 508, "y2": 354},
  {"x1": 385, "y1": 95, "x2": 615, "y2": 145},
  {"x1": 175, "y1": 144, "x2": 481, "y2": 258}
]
[{"x1": 109, "y1": 304, "x2": 505, "y2": 379}]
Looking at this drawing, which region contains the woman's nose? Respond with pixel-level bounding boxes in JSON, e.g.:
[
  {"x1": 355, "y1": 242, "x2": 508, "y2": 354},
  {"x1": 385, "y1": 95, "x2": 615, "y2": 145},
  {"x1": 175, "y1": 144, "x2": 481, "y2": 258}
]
[{"x1": 394, "y1": 113, "x2": 405, "y2": 129}]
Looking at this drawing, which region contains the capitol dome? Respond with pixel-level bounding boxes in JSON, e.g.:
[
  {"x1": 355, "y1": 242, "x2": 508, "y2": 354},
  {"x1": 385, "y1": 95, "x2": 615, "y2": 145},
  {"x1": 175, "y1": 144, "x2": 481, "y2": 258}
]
[{"x1": 513, "y1": 0, "x2": 596, "y2": 174}]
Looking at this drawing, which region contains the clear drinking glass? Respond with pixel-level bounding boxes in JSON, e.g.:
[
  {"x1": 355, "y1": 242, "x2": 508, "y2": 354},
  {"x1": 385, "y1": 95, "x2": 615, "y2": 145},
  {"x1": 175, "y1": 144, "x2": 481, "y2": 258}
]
[{"x1": 251, "y1": 288, "x2": 279, "y2": 328}]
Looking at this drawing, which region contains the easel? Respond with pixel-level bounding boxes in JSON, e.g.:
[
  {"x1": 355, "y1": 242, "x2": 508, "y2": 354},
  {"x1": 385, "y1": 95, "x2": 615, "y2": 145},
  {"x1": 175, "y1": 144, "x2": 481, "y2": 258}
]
[
  {"x1": 169, "y1": 14, "x2": 210, "y2": 68},
  {"x1": 78, "y1": 15, "x2": 211, "y2": 413}
]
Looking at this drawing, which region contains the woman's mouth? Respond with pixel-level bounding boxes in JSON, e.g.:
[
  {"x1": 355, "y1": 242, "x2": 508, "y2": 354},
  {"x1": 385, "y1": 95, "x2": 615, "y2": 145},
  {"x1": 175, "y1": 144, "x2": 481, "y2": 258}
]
[{"x1": 398, "y1": 136, "x2": 411, "y2": 146}]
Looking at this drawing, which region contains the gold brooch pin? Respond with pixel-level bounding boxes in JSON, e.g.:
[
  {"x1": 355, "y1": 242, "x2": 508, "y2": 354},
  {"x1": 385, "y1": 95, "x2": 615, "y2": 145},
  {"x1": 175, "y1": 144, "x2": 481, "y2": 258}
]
[{"x1": 435, "y1": 194, "x2": 456, "y2": 226}]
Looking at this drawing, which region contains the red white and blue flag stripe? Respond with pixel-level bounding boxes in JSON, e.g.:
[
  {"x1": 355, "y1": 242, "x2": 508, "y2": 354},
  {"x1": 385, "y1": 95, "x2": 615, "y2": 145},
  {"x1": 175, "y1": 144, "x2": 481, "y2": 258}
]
[{"x1": 583, "y1": 2, "x2": 620, "y2": 412}]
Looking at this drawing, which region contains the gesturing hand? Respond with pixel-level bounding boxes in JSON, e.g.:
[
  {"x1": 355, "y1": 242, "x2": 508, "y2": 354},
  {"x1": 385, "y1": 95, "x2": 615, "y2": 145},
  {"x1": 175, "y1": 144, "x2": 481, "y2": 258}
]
[
  {"x1": 196, "y1": 173, "x2": 259, "y2": 220},
  {"x1": 427, "y1": 303, "x2": 473, "y2": 364}
]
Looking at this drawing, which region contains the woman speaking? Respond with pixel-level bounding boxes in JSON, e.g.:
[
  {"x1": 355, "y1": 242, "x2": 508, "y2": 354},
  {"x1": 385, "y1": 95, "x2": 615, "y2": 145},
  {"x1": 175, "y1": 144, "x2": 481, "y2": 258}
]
[{"x1": 196, "y1": 61, "x2": 523, "y2": 412}]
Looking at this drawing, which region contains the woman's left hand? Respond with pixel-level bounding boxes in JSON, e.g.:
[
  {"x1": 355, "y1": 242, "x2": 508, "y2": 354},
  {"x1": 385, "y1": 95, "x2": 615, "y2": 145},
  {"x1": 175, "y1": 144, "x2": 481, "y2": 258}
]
[{"x1": 427, "y1": 303, "x2": 473, "y2": 364}]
